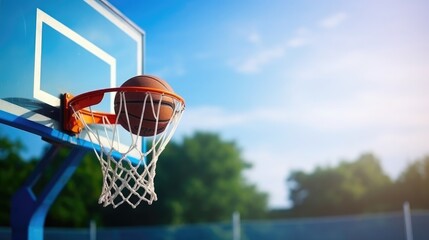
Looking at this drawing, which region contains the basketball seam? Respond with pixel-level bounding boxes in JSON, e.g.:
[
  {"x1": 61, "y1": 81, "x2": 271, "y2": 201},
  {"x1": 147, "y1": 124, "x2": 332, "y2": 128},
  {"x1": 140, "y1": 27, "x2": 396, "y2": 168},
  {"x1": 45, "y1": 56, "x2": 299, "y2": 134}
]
[
  {"x1": 119, "y1": 111, "x2": 171, "y2": 123},
  {"x1": 114, "y1": 100, "x2": 175, "y2": 109}
]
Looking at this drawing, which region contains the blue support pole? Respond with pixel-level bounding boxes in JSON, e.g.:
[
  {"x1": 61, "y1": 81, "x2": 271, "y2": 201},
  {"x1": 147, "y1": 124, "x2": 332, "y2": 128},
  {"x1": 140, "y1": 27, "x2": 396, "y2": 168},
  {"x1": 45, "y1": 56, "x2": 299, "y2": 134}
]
[{"x1": 11, "y1": 145, "x2": 89, "y2": 240}]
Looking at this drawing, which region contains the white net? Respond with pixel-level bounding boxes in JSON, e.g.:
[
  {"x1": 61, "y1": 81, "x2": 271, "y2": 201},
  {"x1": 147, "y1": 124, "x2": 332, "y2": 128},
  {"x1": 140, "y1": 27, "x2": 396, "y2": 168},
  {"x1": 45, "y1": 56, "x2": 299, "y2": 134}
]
[{"x1": 70, "y1": 90, "x2": 184, "y2": 208}]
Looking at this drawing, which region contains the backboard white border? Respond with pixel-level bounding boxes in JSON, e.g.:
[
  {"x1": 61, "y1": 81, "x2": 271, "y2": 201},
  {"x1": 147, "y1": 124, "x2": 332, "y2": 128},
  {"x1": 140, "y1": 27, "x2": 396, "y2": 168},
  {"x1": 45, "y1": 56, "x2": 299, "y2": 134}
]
[
  {"x1": 33, "y1": 8, "x2": 117, "y2": 107},
  {"x1": 85, "y1": 0, "x2": 143, "y2": 76}
]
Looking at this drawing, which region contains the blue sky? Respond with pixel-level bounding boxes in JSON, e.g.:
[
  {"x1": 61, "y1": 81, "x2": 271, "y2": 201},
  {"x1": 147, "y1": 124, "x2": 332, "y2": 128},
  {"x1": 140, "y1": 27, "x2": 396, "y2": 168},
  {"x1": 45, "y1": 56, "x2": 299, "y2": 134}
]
[{"x1": 107, "y1": 0, "x2": 429, "y2": 208}]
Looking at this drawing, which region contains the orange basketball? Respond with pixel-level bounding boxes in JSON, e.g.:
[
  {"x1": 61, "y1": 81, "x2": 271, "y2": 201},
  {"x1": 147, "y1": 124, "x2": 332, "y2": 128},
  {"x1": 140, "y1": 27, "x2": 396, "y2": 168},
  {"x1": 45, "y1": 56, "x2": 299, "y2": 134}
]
[{"x1": 114, "y1": 75, "x2": 175, "y2": 136}]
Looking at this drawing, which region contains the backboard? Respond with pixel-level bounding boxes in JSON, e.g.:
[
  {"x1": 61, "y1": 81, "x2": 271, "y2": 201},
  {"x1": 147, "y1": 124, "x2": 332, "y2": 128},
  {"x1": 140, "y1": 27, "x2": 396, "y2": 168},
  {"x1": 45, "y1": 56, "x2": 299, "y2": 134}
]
[{"x1": 0, "y1": 0, "x2": 145, "y2": 152}]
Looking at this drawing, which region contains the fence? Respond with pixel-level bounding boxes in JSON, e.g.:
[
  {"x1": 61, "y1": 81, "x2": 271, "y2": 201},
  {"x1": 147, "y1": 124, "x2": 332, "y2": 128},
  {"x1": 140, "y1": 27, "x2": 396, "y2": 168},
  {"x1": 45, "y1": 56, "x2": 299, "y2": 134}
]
[{"x1": 1, "y1": 211, "x2": 428, "y2": 240}]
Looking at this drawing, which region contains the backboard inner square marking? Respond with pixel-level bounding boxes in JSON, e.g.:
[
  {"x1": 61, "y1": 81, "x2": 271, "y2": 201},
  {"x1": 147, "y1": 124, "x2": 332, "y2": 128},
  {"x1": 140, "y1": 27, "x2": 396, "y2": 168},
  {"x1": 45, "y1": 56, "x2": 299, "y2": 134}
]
[{"x1": 33, "y1": 8, "x2": 116, "y2": 108}]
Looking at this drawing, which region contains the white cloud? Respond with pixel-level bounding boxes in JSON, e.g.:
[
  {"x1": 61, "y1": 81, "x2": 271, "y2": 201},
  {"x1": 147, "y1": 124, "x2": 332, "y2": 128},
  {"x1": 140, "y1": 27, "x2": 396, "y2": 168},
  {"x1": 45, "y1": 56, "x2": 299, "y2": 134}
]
[
  {"x1": 319, "y1": 12, "x2": 348, "y2": 29},
  {"x1": 178, "y1": 106, "x2": 290, "y2": 135},
  {"x1": 286, "y1": 47, "x2": 429, "y2": 130},
  {"x1": 231, "y1": 46, "x2": 286, "y2": 74},
  {"x1": 288, "y1": 27, "x2": 311, "y2": 47},
  {"x1": 177, "y1": 106, "x2": 245, "y2": 134},
  {"x1": 289, "y1": 93, "x2": 429, "y2": 132},
  {"x1": 228, "y1": 26, "x2": 305, "y2": 74},
  {"x1": 230, "y1": 25, "x2": 312, "y2": 74}
]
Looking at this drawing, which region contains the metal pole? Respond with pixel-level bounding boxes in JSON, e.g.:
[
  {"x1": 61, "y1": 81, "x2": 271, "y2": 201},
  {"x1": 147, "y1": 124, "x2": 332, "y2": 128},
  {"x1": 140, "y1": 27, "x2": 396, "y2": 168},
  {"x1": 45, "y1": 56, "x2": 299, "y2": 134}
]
[
  {"x1": 89, "y1": 220, "x2": 96, "y2": 240},
  {"x1": 232, "y1": 211, "x2": 240, "y2": 240},
  {"x1": 403, "y1": 201, "x2": 413, "y2": 240}
]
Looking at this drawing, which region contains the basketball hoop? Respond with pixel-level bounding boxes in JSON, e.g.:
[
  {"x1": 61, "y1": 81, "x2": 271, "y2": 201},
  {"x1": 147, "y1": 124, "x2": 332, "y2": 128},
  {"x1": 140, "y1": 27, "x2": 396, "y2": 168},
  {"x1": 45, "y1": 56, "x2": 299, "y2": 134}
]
[{"x1": 63, "y1": 86, "x2": 185, "y2": 208}]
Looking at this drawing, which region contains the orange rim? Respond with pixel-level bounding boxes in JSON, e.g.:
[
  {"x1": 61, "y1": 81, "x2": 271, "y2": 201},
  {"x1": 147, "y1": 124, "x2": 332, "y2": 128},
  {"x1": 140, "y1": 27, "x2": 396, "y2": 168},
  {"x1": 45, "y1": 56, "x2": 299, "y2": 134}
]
[{"x1": 63, "y1": 87, "x2": 185, "y2": 134}]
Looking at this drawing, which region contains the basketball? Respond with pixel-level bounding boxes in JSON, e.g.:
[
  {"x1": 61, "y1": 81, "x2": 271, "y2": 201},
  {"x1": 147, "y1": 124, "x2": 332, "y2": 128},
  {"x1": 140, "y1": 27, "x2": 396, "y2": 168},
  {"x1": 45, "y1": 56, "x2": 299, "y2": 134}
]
[{"x1": 114, "y1": 75, "x2": 175, "y2": 136}]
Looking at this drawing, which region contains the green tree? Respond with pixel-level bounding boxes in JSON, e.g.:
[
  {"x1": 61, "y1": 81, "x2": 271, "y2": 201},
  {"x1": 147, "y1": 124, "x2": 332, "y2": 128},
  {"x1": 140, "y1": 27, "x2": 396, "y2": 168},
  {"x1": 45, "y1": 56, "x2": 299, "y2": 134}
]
[
  {"x1": 287, "y1": 153, "x2": 392, "y2": 217},
  {"x1": 394, "y1": 156, "x2": 429, "y2": 210},
  {"x1": 102, "y1": 132, "x2": 268, "y2": 226}
]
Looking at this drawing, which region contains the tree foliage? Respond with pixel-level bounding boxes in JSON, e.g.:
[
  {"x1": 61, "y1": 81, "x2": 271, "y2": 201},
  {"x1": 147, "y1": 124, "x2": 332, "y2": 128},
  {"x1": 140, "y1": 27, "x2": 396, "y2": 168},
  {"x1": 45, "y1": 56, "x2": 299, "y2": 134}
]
[
  {"x1": 286, "y1": 153, "x2": 429, "y2": 218},
  {"x1": 394, "y1": 156, "x2": 429, "y2": 209},
  {"x1": 287, "y1": 153, "x2": 393, "y2": 217}
]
